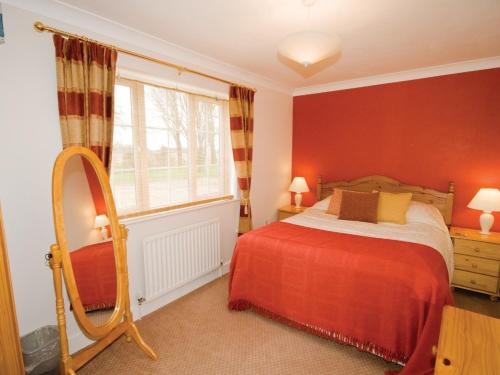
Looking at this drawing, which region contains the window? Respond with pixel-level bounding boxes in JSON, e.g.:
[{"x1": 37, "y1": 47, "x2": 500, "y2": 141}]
[{"x1": 111, "y1": 77, "x2": 232, "y2": 216}]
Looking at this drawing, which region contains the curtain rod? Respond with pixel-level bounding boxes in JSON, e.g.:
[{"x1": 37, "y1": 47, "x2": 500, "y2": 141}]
[{"x1": 33, "y1": 21, "x2": 256, "y2": 93}]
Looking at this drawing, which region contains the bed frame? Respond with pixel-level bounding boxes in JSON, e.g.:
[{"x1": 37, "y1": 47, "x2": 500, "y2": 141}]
[{"x1": 316, "y1": 175, "x2": 455, "y2": 226}]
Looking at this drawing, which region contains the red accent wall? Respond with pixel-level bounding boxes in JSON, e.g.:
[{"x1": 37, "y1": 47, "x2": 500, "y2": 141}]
[{"x1": 292, "y1": 68, "x2": 500, "y2": 231}]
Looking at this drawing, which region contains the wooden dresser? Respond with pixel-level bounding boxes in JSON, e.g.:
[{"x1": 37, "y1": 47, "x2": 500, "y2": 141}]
[
  {"x1": 278, "y1": 205, "x2": 306, "y2": 220},
  {"x1": 450, "y1": 226, "x2": 500, "y2": 301},
  {"x1": 435, "y1": 305, "x2": 500, "y2": 374}
]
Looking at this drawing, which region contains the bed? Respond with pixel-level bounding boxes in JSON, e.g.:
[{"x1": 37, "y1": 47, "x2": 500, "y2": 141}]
[
  {"x1": 70, "y1": 240, "x2": 117, "y2": 312},
  {"x1": 228, "y1": 176, "x2": 455, "y2": 375}
]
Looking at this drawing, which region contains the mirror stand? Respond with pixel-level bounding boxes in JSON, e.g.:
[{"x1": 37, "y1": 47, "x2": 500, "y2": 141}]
[
  {"x1": 49, "y1": 243, "x2": 73, "y2": 374},
  {"x1": 49, "y1": 225, "x2": 157, "y2": 374},
  {"x1": 49, "y1": 146, "x2": 157, "y2": 374}
]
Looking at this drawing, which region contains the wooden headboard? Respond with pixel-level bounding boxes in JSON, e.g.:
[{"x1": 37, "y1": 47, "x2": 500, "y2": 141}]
[{"x1": 316, "y1": 175, "x2": 455, "y2": 225}]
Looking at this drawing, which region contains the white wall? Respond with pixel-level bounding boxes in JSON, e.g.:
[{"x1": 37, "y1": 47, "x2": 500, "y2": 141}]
[
  {"x1": 123, "y1": 200, "x2": 240, "y2": 317},
  {"x1": 252, "y1": 89, "x2": 293, "y2": 227},
  {"x1": 0, "y1": 1, "x2": 292, "y2": 351}
]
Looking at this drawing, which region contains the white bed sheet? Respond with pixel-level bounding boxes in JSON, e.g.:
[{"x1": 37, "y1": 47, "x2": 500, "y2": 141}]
[{"x1": 282, "y1": 207, "x2": 454, "y2": 280}]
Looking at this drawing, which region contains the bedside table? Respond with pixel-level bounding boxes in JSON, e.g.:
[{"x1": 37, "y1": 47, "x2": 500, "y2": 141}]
[
  {"x1": 278, "y1": 205, "x2": 306, "y2": 220},
  {"x1": 434, "y1": 306, "x2": 500, "y2": 374},
  {"x1": 450, "y1": 227, "x2": 500, "y2": 301}
]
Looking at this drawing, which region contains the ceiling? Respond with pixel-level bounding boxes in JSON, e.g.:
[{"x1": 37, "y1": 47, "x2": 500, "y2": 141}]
[{"x1": 58, "y1": 0, "x2": 500, "y2": 89}]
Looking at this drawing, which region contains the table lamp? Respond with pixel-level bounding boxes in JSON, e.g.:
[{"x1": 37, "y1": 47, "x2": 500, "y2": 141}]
[
  {"x1": 94, "y1": 214, "x2": 110, "y2": 240},
  {"x1": 467, "y1": 188, "x2": 500, "y2": 234},
  {"x1": 289, "y1": 177, "x2": 309, "y2": 208}
]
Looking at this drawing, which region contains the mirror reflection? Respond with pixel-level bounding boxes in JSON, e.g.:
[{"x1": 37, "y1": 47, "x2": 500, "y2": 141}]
[{"x1": 62, "y1": 154, "x2": 116, "y2": 326}]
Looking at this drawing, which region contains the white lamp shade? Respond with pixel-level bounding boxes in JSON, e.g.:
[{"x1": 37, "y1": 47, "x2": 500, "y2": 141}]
[
  {"x1": 278, "y1": 30, "x2": 341, "y2": 67},
  {"x1": 467, "y1": 188, "x2": 500, "y2": 212},
  {"x1": 94, "y1": 214, "x2": 109, "y2": 228},
  {"x1": 289, "y1": 177, "x2": 310, "y2": 193}
]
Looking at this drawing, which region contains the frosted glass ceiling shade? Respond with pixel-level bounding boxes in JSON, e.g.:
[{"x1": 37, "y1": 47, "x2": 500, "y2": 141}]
[{"x1": 278, "y1": 30, "x2": 341, "y2": 67}]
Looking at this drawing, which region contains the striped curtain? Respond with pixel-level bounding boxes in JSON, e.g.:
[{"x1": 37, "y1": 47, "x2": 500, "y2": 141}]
[
  {"x1": 53, "y1": 34, "x2": 117, "y2": 172},
  {"x1": 229, "y1": 85, "x2": 255, "y2": 234}
]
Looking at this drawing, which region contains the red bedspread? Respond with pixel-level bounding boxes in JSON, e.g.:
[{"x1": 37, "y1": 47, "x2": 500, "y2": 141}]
[
  {"x1": 70, "y1": 241, "x2": 117, "y2": 312},
  {"x1": 228, "y1": 222, "x2": 453, "y2": 375}
]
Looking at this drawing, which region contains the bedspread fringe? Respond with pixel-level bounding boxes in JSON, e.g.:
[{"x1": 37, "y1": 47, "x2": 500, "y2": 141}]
[{"x1": 229, "y1": 300, "x2": 407, "y2": 368}]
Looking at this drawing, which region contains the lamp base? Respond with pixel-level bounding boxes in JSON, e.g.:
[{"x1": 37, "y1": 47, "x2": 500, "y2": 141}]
[
  {"x1": 294, "y1": 192, "x2": 303, "y2": 208},
  {"x1": 100, "y1": 227, "x2": 108, "y2": 240},
  {"x1": 479, "y1": 211, "x2": 494, "y2": 235}
]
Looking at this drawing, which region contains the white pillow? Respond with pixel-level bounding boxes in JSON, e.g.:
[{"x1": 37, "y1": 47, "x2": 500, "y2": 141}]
[
  {"x1": 406, "y1": 201, "x2": 446, "y2": 230},
  {"x1": 311, "y1": 195, "x2": 332, "y2": 210}
]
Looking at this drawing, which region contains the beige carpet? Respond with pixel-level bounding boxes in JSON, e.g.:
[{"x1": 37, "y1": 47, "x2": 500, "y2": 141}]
[
  {"x1": 78, "y1": 276, "x2": 499, "y2": 374},
  {"x1": 79, "y1": 275, "x2": 402, "y2": 374}
]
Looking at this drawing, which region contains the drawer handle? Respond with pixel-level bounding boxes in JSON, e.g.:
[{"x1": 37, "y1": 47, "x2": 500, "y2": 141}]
[
  {"x1": 471, "y1": 263, "x2": 478, "y2": 269},
  {"x1": 473, "y1": 247, "x2": 480, "y2": 253},
  {"x1": 469, "y1": 279, "x2": 486, "y2": 288},
  {"x1": 443, "y1": 358, "x2": 451, "y2": 366}
]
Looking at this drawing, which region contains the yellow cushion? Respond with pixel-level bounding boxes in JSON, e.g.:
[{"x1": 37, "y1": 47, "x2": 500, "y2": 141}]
[{"x1": 377, "y1": 192, "x2": 413, "y2": 224}]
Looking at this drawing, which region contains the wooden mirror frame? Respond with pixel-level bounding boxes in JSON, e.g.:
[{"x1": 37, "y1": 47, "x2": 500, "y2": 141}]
[{"x1": 49, "y1": 147, "x2": 157, "y2": 374}]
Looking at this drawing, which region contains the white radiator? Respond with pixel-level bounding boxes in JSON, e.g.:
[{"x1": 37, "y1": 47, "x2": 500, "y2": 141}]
[{"x1": 142, "y1": 218, "x2": 221, "y2": 302}]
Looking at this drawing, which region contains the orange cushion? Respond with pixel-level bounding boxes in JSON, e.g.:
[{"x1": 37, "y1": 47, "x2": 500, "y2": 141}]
[
  {"x1": 326, "y1": 188, "x2": 344, "y2": 215},
  {"x1": 338, "y1": 191, "x2": 380, "y2": 223}
]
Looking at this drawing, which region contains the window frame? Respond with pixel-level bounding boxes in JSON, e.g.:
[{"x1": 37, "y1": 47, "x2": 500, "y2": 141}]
[{"x1": 112, "y1": 77, "x2": 233, "y2": 219}]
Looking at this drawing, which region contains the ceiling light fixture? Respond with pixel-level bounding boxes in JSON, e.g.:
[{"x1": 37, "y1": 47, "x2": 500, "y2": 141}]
[{"x1": 278, "y1": 0, "x2": 341, "y2": 68}]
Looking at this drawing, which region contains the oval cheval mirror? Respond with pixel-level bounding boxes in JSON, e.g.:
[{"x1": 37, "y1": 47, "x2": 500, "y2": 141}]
[{"x1": 49, "y1": 146, "x2": 157, "y2": 374}]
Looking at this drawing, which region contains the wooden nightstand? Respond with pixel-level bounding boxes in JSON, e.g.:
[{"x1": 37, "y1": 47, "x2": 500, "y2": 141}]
[
  {"x1": 450, "y1": 226, "x2": 500, "y2": 301},
  {"x1": 434, "y1": 306, "x2": 500, "y2": 374},
  {"x1": 278, "y1": 205, "x2": 306, "y2": 220}
]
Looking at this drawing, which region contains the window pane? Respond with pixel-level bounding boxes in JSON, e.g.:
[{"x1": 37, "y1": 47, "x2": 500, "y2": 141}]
[
  {"x1": 110, "y1": 125, "x2": 137, "y2": 211},
  {"x1": 114, "y1": 85, "x2": 132, "y2": 125},
  {"x1": 144, "y1": 85, "x2": 188, "y2": 130},
  {"x1": 196, "y1": 164, "x2": 221, "y2": 196},
  {"x1": 144, "y1": 85, "x2": 189, "y2": 208},
  {"x1": 148, "y1": 166, "x2": 189, "y2": 207},
  {"x1": 196, "y1": 101, "x2": 222, "y2": 197},
  {"x1": 110, "y1": 78, "x2": 231, "y2": 215}
]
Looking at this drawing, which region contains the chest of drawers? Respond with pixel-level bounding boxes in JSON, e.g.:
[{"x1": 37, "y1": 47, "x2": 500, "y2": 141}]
[
  {"x1": 278, "y1": 205, "x2": 306, "y2": 221},
  {"x1": 450, "y1": 227, "x2": 500, "y2": 301}
]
